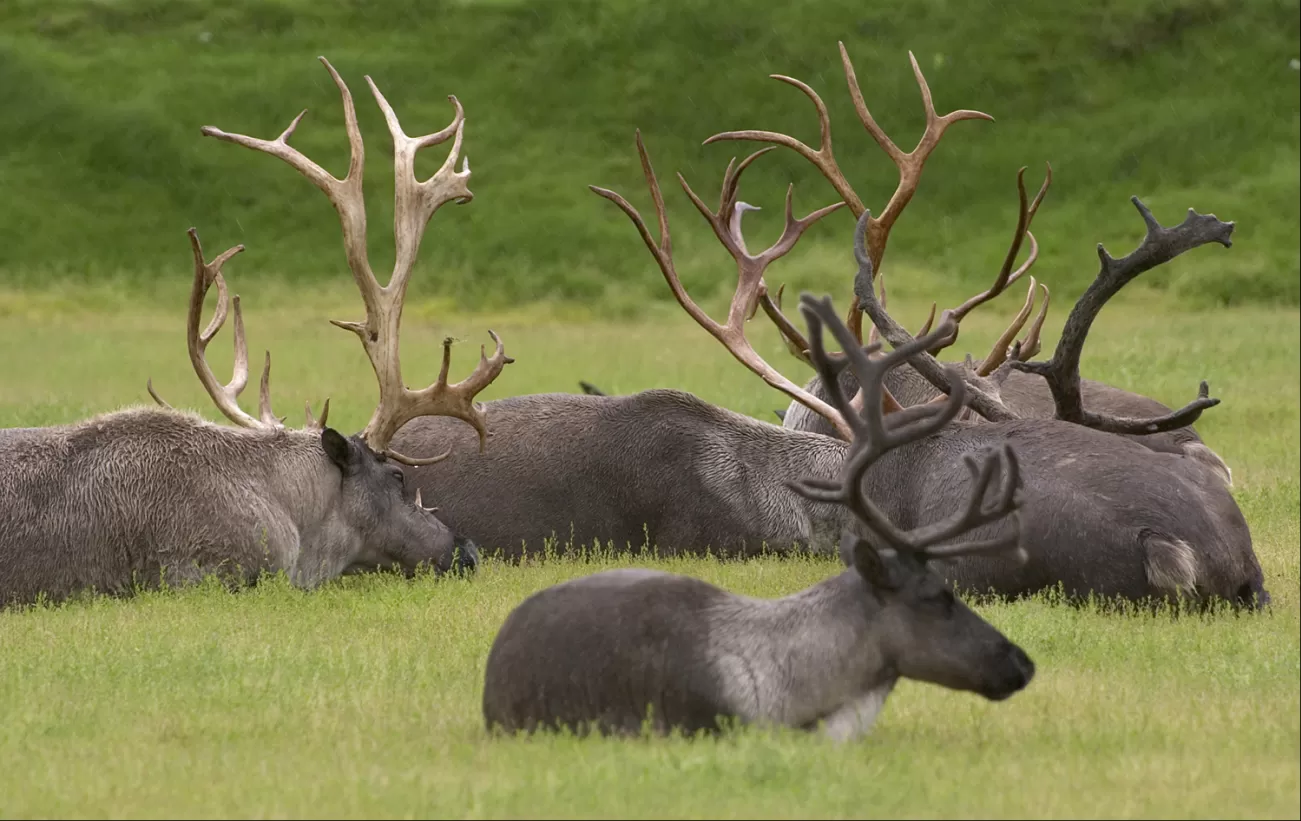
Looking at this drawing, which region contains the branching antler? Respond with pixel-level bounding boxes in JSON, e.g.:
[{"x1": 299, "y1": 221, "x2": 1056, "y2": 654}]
[
  {"x1": 148, "y1": 228, "x2": 329, "y2": 432},
  {"x1": 590, "y1": 130, "x2": 863, "y2": 440},
  {"x1": 1011, "y1": 199, "x2": 1232, "y2": 434},
  {"x1": 923, "y1": 164, "x2": 1053, "y2": 361},
  {"x1": 850, "y1": 211, "x2": 1022, "y2": 423},
  {"x1": 707, "y1": 42, "x2": 993, "y2": 342},
  {"x1": 787, "y1": 292, "x2": 1024, "y2": 563},
  {"x1": 201, "y1": 56, "x2": 512, "y2": 466}
]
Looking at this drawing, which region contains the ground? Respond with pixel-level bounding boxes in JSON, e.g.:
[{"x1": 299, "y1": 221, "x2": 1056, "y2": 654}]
[{"x1": 1, "y1": 281, "x2": 1296, "y2": 819}]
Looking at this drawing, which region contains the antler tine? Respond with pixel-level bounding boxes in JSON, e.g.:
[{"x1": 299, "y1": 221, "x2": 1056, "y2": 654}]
[
  {"x1": 202, "y1": 56, "x2": 378, "y2": 313},
  {"x1": 677, "y1": 157, "x2": 846, "y2": 328},
  {"x1": 789, "y1": 292, "x2": 1022, "y2": 563},
  {"x1": 366, "y1": 78, "x2": 472, "y2": 295},
  {"x1": 366, "y1": 331, "x2": 514, "y2": 467},
  {"x1": 842, "y1": 44, "x2": 995, "y2": 267},
  {"x1": 146, "y1": 379, "x2": 173, "y2": 409},
  {"x1": 975, "y1": 276, "x2": 1038, "y2": 376},
  {"x1": 733, "y1": 205, "x2": 815, "y2": 363},
  {"x1": 342, "y1": 75, "x2": 487, "y2": 463},
  {"x1": 592, "y1": 130, "x2": 854, "y2": 440},
  {"x1": 758, "y1": 281, "x2": 814, "y2": 366},
  {"x1": 851, "y1": 210, "x2": 1021, "y2": 423},
  {"x1": 1015, "y1": 282, "x2": 1051, "y2": 361},
  {"x1": 1013, "y1": 198, "x2": 1233, "y2": 435},
  {"x1": 256, "y1": 351, "x2": 286, "y2": 427},
  {"x1": 304, "y1": 398, "x2": 331, "y2": 432},
  {"x1": 840, "y1": 41, "x2": 994, "y2": 337},
  {"x1": 709, "y1": 42, "x2": 993, "y2": 345},
  {"x1": 704, "y1": 74, "x2": 866, "y2": 216},
  {"x1": 786, "y1": 293, "x2": 958, "y2": 551},
  {"x1": 905, "y1": 445, "x2": 1023, "y2": 553},
  {"x1": 866, "y1": 270, "x2": 887, "y2": 347},
  {"x1": 187, "y1": 230, "x2": 257, "y2": 427},
  {"x1": 206, "y1": 55, "x2": 510, "y2": 459},
  {"x1": 148, "y1": 228, "x2": 284, "y2": 430},
  {"x1": 919, "y1": 445, "x2": 1026, "y2": 562},
  {"x1": 791, "y1": 292, "x2": 1025, "y2": 563},
  {"x1": 927, "y1": 164, "x2": 1052, "y2": 357}
]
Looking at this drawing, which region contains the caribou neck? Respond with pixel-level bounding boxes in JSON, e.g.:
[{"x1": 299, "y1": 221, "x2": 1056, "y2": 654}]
[
  {"x1": 707, "y1": 569, "x2": 896, "y2": 731},
  {"x1": 252, "y1": 431, "x2": 347, "y2": 586}
]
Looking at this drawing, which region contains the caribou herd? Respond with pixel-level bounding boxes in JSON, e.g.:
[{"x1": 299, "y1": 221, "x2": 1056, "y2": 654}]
[{"x1": 0, "y1": 43, "x2": 1273, "y2": 741}]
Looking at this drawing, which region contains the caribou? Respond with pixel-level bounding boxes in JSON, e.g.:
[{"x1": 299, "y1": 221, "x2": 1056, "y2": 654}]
[
  {"x1": 481, "y1": 294, "x2": 1035, "y2": 739},
  {"x1": 0, "y1": 58, "x2": 509, "y2": 608},
  {"x1": 702, "y1": 43, "x2": 1232, "y2": 485},
  {"x1": 391, "y1": 122, "x2": 1268, "y2": 611}
]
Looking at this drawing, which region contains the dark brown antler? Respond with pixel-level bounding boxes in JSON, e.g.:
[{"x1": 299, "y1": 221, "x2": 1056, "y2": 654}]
[
  {"x1": 1011, "y1": 198, "x2": 1232, "y2": 434},
  {"x1": 850, "y1": 211, "x2": 1022, "y2": 423},
  {"x1": 924, "y1": 164, "x2": 1054, "y2": 369},
  {"x1": 591, "y1": 130, "x2": 864, "y2": 439},
  {"x1": 787, "y1": 293, "x2": 1024, "y2": 563},
  {"x1": 706, "y1": 42, "x2": 993, "y2": 343}
]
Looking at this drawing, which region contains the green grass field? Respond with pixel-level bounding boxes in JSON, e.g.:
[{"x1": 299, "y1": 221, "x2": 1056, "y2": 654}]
[
  {"x1": 1, "y1": 0, "x2": 1298, "y2": 816},
  {"x1": 1, "y1": 0, "x2": 1298, "y2": 309},
  {"x1": 1, "y1": 270, "x2": 1297, "y2": 818}
]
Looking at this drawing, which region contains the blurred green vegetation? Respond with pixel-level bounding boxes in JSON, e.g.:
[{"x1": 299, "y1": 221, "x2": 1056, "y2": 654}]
[{"x1": 0, "y1": 0, "x2": 1297, "y2": 312}]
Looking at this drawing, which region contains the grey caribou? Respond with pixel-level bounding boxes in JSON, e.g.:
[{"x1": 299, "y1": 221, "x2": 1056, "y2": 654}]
[
  {"x1": 0, "y1": 58, "x2": 509, "y2": 608},
  {"x1": 481, "y1": 294, "x2": 1035, "y2": 739},
  {"x1": 391, "y1": 126, "x2": 1267, "y2": 611}
]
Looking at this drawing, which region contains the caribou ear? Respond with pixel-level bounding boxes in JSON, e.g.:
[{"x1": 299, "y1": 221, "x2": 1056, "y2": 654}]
[
  {"x1": 843, "y1": 531, "x2": 897, "y2": 591},
  {"x1": 320, "y1": 428, "x2": 356, "y2": 474}
]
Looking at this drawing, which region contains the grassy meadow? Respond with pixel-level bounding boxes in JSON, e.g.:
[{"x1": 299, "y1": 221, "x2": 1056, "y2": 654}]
[
  {"x1": 1, "y1": 274, "x2": 1298, "y2": 818},
  {"x1": 0, "y1": 0, "x2": 1298, "y2": 309},
  {"x1": 2, "y1": 0, "x2": 1300, "y2": 817}
]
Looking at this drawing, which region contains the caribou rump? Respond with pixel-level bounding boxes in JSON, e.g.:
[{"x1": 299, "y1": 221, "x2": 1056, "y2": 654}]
[{"x1": 0, "y1": 58, "x2": 509, "y2": 607}]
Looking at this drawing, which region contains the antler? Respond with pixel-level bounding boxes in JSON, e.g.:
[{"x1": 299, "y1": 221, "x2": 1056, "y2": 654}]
[
  {"x1": 850, "y1": 211, "x2": 1022, "y2": 423},
  {"x1": 201, "y1": 56, "x2": 512, "y2": 466},
  {"x1": 706, "y1": 42, "x2": 993, "y2": 342},
  {"x1": 923, "y1": 164, "x2": 1054, "y2": 364},
  {"x1": 147, "y1": 229, "x2": 330, "y2": 431},
  {"x1": 787, "y1": 292, "x2": 1024, "y2": 563},
  {"x1": 1011, "y1": 199, "x2": 1232, "y2": 434},
  {"x1": 590, "y1": 130, "x2": 862, "y2": 440}
]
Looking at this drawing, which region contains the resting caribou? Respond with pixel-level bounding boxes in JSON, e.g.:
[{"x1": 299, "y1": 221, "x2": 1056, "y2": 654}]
[
  {"x1": 703, "y1": 43, "x2": 1231, "y2": 484},
  {"x1": 482, "y1": 295, "x2": 1035, "y2": 739},
  {"x1": 0, "y1": 58, "x2": 509, "y2": 608},
  {"x1": 392, "y1": 125, "x2": 1268, "y2": 610}
]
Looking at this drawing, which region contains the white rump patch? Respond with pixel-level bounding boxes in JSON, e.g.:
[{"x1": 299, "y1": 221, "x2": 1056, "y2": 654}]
[
  {"x1": 1185, "y1": 442, "x2": 1233, "y2": 488},
  {"x1": 1144, "y1": 535, "x2": 1199, "y2": 595}
]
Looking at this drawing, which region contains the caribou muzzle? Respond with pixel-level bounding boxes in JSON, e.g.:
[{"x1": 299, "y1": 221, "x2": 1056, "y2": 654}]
[
  {"x1": 981, "y1": 642, "x2": 1036, "y2": 701},
  {"x1": 451, "y1": 534, "x2": 480, "y2": 576}
]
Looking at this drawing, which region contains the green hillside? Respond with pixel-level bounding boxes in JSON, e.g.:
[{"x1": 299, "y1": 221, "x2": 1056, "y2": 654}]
[{"x1": 1, "y1": 0, "x2": 1297, "y2": 312}]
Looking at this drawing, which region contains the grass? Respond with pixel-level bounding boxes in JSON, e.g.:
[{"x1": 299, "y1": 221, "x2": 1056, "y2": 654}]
[
  {"x1": 0, "y1": 270, "x2": 1297, "y2": 817},
  {"x1": 0, "y1": 0, "x2": 1298, "y2": 310}
]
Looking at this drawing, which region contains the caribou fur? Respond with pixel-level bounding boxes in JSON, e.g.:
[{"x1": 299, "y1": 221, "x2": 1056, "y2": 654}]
[{"x1": 0, "y1": 406, "x2": 476, "y2": 608}]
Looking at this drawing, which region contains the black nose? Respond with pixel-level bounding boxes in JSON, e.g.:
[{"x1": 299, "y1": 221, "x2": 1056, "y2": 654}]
[
  {"x1": 1009, "y1": 644, "x2": 1035, "y2": 686},
  {"x1": 984, "y1": 642, "x2": 1035, "y2": 701},
  {"x1": 451, "y1": 535, "x2": 479, "y2": 576}
]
